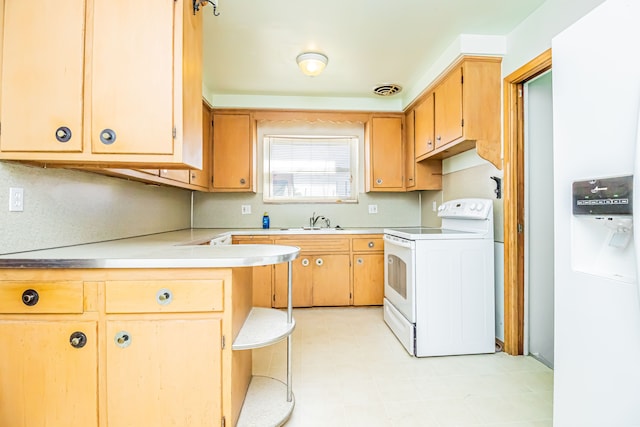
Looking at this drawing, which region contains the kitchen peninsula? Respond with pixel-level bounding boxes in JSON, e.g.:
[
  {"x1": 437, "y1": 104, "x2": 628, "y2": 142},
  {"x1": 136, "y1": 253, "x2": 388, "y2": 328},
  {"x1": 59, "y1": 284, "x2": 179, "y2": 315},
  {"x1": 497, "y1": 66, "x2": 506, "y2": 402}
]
[{"x1": 0, "y1": 229, "x2": 300, "y2": 427}]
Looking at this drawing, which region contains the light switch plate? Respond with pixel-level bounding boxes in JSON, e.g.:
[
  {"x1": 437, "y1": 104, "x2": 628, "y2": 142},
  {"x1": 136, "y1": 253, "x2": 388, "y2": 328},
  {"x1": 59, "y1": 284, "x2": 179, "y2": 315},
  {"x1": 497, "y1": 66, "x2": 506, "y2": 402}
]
[
  {"x1": 241, "y1": 205, "x2": 251, "y2": 215},
  {"x1": 368, "y1": 204, "x2": 378, "y2": 214}
]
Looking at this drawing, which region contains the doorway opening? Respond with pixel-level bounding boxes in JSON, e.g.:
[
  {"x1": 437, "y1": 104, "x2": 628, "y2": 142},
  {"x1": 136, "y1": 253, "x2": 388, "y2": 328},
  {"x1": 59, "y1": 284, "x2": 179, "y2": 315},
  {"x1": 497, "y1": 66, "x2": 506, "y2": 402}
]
[{"x1": 503, "y1": 49, "x2": 552, "y2": 356}]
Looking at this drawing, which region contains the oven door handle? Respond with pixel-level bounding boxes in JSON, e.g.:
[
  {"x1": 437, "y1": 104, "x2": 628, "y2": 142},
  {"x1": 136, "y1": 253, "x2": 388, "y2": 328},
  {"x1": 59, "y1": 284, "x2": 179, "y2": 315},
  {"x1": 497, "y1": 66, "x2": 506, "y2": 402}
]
[{"x1": 383, "y1": 234, "x2": 413, "y2": 249}]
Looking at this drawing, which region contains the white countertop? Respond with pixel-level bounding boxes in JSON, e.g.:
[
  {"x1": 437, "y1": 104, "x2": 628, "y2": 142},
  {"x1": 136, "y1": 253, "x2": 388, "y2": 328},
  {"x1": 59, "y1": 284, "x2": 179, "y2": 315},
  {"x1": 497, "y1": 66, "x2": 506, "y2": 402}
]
[{"x1": 0, "y1": 227, "x2": 383, "y2": 269}]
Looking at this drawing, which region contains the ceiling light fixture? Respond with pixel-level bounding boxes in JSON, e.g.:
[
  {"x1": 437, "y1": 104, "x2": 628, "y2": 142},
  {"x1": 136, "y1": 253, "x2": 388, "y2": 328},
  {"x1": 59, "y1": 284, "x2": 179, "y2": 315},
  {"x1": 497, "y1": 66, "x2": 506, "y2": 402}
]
[{"x1": 296, "y1": 52, "x2": 328, "y2": 77}]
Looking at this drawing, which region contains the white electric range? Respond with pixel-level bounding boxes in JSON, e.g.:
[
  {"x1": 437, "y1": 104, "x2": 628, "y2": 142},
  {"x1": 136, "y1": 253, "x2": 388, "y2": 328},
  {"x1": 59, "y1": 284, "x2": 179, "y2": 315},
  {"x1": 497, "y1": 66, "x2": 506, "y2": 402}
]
[{"x1": 383, "y1": 198, "x2": 495, "y2": 357}]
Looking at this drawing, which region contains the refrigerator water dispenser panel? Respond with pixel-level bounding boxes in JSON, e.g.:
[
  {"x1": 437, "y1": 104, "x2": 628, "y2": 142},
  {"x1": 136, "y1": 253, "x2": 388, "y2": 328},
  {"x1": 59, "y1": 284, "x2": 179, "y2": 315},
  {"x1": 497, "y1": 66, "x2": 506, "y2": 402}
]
[
  {"x1": 571, "y1": 175, "x2": 635, "y2": 283},
  {"x1": 572, "y1": 175, "x2": 632, "y2": 215}
]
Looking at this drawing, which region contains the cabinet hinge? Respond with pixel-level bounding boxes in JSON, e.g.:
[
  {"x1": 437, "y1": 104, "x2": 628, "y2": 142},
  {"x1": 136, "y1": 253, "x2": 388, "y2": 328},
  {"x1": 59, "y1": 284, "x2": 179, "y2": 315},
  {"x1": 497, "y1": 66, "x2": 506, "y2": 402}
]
[
  {"x1": 461, "y1": 119, "x2": 464, "y2": 127},
  {"x1": 221, "y1": 416, "x2": 226, "y2": 427},
  {"x1": 172, "y1": 127, "x2": 177, "y2": 138},
  {"x1": 221, "y1": 335, "x2": 226, "y2": 350},
  {"x1": 461, "y1": 74, "x2": 464, "y2": 84},
  {"x1": 518, "y1": 87, "x2": 523, "y2": 98},
  {"x1": 517, "y1": 223, "x2": 524, "y2": 233}
]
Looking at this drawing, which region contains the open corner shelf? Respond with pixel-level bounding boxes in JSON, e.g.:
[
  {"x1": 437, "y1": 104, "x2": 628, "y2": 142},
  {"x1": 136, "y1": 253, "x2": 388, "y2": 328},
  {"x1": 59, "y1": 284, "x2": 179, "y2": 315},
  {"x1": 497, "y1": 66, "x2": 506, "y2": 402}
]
[
  {"x1": 232, "y1": 307, "x2": 296, "y2": 350},
  {"x1": 234, "y1": 260, "x2": 296, "y2": 427}
]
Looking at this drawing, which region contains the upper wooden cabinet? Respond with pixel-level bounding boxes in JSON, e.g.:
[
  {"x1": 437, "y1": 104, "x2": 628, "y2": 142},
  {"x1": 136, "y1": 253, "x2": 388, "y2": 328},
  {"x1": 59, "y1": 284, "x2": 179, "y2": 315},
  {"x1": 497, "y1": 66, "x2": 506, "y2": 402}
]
[
  {"x1": 85, "y1": 101, "x2": 212, "y2": 190},
  {"x1": 404, "y1": 110, "x2": 442, "y2": 191},
  {"x1": 413, "y1": 57, "x2": 502, "y2": 168},
  {"x1": 414, "y1": 93, "x2": 435, "y2": 158},
  {"x1": 212, "y1": 112, "x2": 255, "y2": 192},
  {"x1": 0, "y1": 0, "x2": 203, "y2": 169},
  {"x1": 365, "y1": 115, "x2": 405, "y2": 192}
]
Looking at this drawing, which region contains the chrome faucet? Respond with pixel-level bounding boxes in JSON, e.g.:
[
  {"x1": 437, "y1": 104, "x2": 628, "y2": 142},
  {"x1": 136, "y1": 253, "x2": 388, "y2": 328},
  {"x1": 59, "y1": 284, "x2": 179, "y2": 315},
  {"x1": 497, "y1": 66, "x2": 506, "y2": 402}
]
[{"x1": 309, "y1": 212, "x2": 330, "y2": 228}]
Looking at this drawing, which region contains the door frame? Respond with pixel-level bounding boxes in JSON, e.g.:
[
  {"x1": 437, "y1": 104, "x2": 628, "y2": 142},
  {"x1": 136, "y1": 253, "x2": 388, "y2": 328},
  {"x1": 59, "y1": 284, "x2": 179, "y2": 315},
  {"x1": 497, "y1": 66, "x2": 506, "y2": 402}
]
[{"x1": 503, "y1": 49, "x2": 552, "y2": 355}]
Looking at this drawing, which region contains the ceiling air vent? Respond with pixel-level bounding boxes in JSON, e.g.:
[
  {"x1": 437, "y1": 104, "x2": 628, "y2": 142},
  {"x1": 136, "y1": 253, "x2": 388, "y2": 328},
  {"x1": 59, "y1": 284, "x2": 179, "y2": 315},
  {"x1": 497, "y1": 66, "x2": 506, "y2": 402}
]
[{"x1": 373, "y1": 84, "x2": 402, "y2": 96}]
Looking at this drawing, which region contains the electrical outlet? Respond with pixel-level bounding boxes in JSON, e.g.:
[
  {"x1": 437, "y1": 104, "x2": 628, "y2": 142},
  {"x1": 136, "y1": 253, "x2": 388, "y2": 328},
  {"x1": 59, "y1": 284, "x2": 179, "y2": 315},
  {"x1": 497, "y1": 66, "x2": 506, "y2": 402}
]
[
  {"x1": 432, "y1": 201, "x2": 437, "y2": 212},
  {"x1": 241, "y1": 205, "x2": 251, "y2": 215},
  {"x1": 368, "y1": 204, "x2": 378, "y2": 214},
  {"x1": 9, "y1": 187, "x2": 24, "y2": 212}
]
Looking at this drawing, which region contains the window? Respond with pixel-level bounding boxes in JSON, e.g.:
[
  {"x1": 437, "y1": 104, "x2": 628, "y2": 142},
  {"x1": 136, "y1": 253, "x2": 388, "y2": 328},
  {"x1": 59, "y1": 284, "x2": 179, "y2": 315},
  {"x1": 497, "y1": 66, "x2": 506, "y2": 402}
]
[{"x1": 264, "y1": 135, "x2": 358, "y2": 203}]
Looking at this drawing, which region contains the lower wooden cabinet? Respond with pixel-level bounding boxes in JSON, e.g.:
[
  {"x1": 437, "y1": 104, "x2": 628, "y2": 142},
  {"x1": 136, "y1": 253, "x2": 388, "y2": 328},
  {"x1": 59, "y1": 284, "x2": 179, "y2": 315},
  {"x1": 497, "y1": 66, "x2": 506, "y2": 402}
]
[
  {"x1": 105, "y1": 319, "x2": 221, "y2": 426},
  {"x1": 0, "y1": 270, "x2": 248, "y2": 427},
  {"x1": 353, "y1": 254, "x2": 384, "y2": 305},
  {"x1": 311, "y1": 254, "x2": 351, "y2": 306},
  {"x1": 352, "y1": 236, "x2": 385, "y2": 305},
  {"x1": 233, "y1": 236, "x2": 274, "y2": 307},
  {"x1": 274, "y1": 256, "x2": 313, "y2": 307},
  {"x1": 236, "y1": 233, "x2": 384, "y2": 308},
  {"x1": 0, "y1": 320, "x2": 98, "y2": 427}
]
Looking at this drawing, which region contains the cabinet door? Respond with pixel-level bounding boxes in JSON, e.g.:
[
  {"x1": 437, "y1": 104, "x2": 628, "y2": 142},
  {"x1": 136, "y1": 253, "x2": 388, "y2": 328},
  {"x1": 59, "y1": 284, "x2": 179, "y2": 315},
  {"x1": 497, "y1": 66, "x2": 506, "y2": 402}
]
[
  {"x1": 404, "y1": 109, "x2": 416, "y2": 189},
  {"x1": 0, "y1": 321, "x2": 98, "y2": 427},
  {"x1": 0, "y1": 0, "x2": 85, "y2": 152},
  {"x1": 91, "y1": 0, "x2": 174, "y2": 155},
  {"x1": 312, "y1": 254, "x2": 351, "y2": 306},
  {"x1": 369, "y1": 117, "x2": 404, "y2": 191},
  {"x1": 353, "y1": 254, "x2": 384, "y2": 305},
  {"x1": 212, "y1": 114, "x2": 253, "y2": 191},
  {"x1": 190, "y1": 103, "x2": 213, "y2": 189},
  {"x1": 434, "y1": 67, "x2": 463, "y2": 148},
  {"x1": 234, "y1": 237, "x2": 274, "y2": 308},
  {"x1": 106, "y1": 319, "x2": 221, "y2": 427},
  {"x1": 274, "y1": 257, "x2": 313, "y2": 308},
  {"x1": 414, "y1": 93, "x2": 435, "y2": 157}
]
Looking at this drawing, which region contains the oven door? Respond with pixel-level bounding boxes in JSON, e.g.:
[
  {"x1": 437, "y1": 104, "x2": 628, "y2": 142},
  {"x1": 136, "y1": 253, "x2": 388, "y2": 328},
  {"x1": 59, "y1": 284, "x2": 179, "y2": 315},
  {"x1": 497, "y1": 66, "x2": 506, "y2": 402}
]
[{"x1": 383, "y1": 234, "x2": 415, "y2": 323}]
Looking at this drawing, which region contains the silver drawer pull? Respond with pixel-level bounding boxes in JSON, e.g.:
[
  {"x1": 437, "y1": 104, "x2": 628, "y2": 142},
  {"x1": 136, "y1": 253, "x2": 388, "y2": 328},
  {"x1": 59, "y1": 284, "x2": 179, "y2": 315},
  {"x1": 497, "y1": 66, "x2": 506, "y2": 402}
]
[{"x1": 368, "y1": 241, "x2": 374, "y2": 248}]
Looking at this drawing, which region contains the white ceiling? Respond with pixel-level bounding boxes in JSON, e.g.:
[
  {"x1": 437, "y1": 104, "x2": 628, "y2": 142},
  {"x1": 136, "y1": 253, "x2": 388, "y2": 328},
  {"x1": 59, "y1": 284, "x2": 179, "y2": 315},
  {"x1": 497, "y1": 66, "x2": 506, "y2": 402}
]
[{"x1": 202, "y1": 0, "x2": 545, "y2": 109}]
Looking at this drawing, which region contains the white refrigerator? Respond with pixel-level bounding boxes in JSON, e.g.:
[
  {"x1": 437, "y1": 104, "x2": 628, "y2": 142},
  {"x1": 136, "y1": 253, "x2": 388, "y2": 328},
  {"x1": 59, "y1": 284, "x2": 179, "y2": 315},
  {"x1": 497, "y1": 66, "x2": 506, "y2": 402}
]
[{"x1": 552, "y1": 0, "x2": 640, "y2": 425}]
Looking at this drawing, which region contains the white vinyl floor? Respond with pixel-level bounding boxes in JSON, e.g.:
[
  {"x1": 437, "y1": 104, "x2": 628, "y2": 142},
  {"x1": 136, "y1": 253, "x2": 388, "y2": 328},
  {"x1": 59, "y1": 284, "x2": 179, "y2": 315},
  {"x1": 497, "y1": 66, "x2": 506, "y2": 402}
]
[{"x1": 252, "y1": 307, "x2": 553, "y2": 427}]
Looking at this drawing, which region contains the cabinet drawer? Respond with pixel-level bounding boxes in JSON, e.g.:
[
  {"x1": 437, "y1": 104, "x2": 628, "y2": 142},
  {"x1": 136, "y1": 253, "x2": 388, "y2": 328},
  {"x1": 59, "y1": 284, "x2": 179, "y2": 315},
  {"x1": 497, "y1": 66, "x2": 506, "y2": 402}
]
[
  {"x1": 274, "y1": 237, "x2": 350, "y2": 253},
  {"x1": 352, "y1": 237, "x2": 384, "y2": 252},
  {"x1": 105, "y1": 280, "x2": 223, "y2": 313},
  {"x1": 0, "y1": 281, "x2": 84, "y2": 314}
]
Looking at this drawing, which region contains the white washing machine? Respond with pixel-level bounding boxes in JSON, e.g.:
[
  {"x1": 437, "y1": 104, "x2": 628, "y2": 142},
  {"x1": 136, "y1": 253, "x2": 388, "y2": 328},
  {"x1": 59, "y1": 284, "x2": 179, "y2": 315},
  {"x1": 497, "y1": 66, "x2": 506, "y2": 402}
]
[{"x1": 383, "y1": 198, "x2": 495, "y2": 357}]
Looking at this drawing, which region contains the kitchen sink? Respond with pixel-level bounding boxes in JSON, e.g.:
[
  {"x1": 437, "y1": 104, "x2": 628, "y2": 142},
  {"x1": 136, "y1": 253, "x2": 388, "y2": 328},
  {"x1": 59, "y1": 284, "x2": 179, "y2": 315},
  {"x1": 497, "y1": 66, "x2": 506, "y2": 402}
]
[{"x1": 278, "y1": 227, "x2": 350, "y2": 232}]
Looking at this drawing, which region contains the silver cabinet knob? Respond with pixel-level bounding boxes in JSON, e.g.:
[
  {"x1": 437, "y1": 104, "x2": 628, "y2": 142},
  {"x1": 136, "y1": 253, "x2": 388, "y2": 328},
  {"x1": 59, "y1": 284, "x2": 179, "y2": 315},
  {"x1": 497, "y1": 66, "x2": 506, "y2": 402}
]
[
  {"x1": 368, "y1": 241, "x2": 375, "y2": 248},
  {"x1": 376, "y1": 178, "x2": 383, "y2": 185},
  {"x1": 240, "y1": 178, "x2": 246, "y2": 184},
  {"x1": 156, "y1": 289, "x2": 173, "y2": 305},
  {"x1": 301, "y1": 258, "x2": 310, "y2": 267},
  {"x1": 315, "y1": 258, "x2": 323, "y2": 266},
  {"x1": 114, "y1": 331, "x2": 131, "y2": 348}
]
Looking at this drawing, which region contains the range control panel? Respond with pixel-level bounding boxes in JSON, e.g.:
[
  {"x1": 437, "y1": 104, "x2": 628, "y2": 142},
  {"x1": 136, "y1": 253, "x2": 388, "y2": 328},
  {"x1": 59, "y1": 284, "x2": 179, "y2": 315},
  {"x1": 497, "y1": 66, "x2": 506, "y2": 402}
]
[
  {"x1": 437, "y1": 198, "x2": 492, "y2": 220},
  {"x1": 572, "y1": 175, "x2": 632, "y2": 215}
]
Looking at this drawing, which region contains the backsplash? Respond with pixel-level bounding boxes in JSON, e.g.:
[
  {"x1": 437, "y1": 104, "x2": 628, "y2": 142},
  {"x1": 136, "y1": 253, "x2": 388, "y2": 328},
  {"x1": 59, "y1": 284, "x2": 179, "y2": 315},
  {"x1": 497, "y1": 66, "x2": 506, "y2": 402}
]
[
  {"x1": 0, "y1": 162, "x2": 191, "y2": 254},
  {"x1": 193, "y1": 191, "x2": 422, "y2": 229}
]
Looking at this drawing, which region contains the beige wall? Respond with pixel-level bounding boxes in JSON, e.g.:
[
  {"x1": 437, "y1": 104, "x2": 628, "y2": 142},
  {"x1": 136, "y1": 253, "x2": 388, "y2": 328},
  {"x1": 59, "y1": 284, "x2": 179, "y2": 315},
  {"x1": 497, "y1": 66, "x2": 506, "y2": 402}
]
[
  {"x1": 0, "y1": 162, "x2": 191, "y2": 254},
  {"x1": 193, "y1": 191, "x2": 420, "y2": 229},
  {"x1": 418, "y1": 153, "x2": 503, "y2": 242}
]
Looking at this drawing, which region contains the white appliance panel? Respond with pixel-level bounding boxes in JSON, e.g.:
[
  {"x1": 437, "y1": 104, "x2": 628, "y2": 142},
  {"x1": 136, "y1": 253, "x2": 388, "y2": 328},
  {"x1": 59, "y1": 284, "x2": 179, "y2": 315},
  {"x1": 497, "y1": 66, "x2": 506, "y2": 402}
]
[
  {"x1": 415, "y1": 240, "x2": 495, "y2": 357},
  {"x1": 552, "y1": 0, "x2": 640, "y2": 424},
  {"x1": 383, "y1": 235, "x2": 416, "y2": 323},
  {"x1": 383, "y1": 299, "x2": 415, "y2": 355}
]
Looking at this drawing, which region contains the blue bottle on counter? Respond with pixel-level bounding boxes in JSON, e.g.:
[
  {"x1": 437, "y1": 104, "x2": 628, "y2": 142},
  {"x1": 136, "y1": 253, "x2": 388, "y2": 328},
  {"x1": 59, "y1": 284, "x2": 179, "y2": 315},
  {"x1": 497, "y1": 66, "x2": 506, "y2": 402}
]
[{"x1": 262, "y1": 212, "x2": 270, "y2": 229}]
